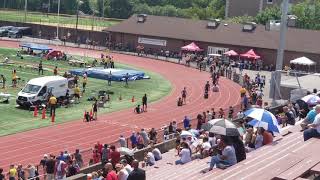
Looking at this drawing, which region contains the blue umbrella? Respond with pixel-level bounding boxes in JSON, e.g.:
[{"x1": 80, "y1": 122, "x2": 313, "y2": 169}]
[{"x1": 244, "y1": 108, "x2": 281, "y2": 133}]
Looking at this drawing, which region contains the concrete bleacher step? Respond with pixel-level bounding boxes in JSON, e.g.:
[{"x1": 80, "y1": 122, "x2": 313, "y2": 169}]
[
  {"x1": 208, "y1": 133, "x2": 304, "y2": 180},
  {"x1": 146, "y1": 129, "x2": 308, "y2": 180}
]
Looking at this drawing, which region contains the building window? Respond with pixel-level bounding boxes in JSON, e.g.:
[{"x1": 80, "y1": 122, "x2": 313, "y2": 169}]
[{"x1": 267, "y1": 0, "x2": 273, "y2": 4}]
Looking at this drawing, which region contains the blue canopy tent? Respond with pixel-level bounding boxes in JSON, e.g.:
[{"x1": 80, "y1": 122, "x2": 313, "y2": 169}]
[{"x1": 20, "y1": 43, "x2": 52, "y2": 51}]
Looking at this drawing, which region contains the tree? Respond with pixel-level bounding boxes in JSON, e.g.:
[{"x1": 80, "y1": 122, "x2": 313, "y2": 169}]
[
  {"x1": 109, "y1": 0, "x2": 133, "y2": 18},
  {"x1": 255, "y1": 6, "x2": 281, "y2": 25},
  {"x1": 291, "y1": 0, "x2": 320, "y2": 30}
]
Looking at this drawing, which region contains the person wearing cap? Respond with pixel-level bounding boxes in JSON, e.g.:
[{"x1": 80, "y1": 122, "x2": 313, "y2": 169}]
[
  {"x1": 303, "y1": 104, "x2": 320, "y2": 141},
  {"x1": 115, "y1": 163, "x2": 128, "y2": 180},
  {"x1": 120, "y1": 159, "x2": 133, "y2": 174}
]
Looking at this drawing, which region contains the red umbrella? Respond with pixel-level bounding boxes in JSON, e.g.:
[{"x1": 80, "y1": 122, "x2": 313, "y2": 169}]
[
  {"x1": 224, "y1": 50, "x2": 238, "y2": 56},
  {"x1": 240, "y1": 49, "x2": 261, "y2": 60},
  {"x1": 181, "y1": 42, "x2": 203, "y2": 52}
]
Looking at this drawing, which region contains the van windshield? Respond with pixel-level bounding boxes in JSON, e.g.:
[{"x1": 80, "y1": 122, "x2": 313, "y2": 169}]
[{"x1": 22, "y1": 84, "x2": 41, "y2": 94}]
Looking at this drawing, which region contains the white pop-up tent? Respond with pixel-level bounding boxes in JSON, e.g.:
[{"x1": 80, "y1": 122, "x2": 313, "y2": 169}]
[
  {"x1": 290, "y1": 56, "x2": 317, "y2": 72},
  {"x1": 290, "y1": 56, "x2": 316, "y2": 66}
]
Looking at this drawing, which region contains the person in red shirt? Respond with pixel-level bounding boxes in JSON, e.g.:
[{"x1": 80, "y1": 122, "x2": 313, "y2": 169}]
[
  {"x1": 96, "y1": 141, "x2": 103, "y2": 154},
  {"x1": 261, "y1": 127, "x2": 273, "y2": 145},
  {"x1": 110, "y1": 145, "x2": 120, "y2": 168},
  {"x1": 105, "y1": 163, "x2": 118, "y2": 180},
  {"x1": 92, "y1": 149, "x2": 101, "y2": 164}
]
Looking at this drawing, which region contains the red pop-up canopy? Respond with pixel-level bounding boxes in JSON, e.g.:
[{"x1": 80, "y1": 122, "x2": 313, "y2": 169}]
[
  {"x1": 224, "y1": 50, "x2": 238, "y2": 56},
  {"x1": 181, "y1": 42, "x2": 203, "y2": 52},
  {"x1": 240, "y1": 49, "x2": 261, "y2": 60}
]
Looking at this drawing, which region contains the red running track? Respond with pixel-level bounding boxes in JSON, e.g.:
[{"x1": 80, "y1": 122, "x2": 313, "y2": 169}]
[{"x1": 0, "y1": 41, "x2": 241, "y2": 169}]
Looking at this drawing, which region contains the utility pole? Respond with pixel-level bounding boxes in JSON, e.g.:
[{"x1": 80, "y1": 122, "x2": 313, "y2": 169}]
[
  {"x1": 48, "y1": 0, "x2": 51, "y2": 14},
  {"x1": 102, "y1": 0, "x2": 105, "y2": 17},
  {"x1": 270, "y1": 0, "x2": 289, "y2": 105},
  {"x1": 56, "y1": 0, "x2": 61, "y2": 39},
  {"x1": 24, "y1": 0, "x2": 28, "y2": 22}
]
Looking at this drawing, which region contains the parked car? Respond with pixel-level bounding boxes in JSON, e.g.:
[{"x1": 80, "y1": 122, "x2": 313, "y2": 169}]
[
  {"x1": 0, "y1": 26, "x2": 15, "y2": 37},
  {"x1": 8, "y1": 27, "x2": 32, "y2": 38}
]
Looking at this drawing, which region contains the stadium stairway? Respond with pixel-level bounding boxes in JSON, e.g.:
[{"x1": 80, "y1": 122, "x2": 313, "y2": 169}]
[{"x1": 145, "y1": 126, "x2": 320, "y2": 180}]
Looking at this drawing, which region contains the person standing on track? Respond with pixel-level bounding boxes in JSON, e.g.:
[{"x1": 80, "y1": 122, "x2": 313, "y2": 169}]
[
  {"x1": 181, "y1": 87, "x2": 187, "y2": 105},
  {"x1": 38, "y1": 61, "x2": 44, "y2": 75},
  {"x1": 142, "y1": 94, "x2": 147, "y2": 112},
  {"x1": 92, "y1": 100, "x2": 98, "y2": 120}
]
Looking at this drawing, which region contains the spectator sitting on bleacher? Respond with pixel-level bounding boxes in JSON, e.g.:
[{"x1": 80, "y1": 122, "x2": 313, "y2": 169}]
[
  {"x1": 244, "y1": 128, "x2": 254, "y2": 147},
  {"x1": 303, "y1": 104, "x2": 320, "y2": 141},
  {"x1": 144, "y1": 151, "x2": 155, "y2": 166},
  {"x1": 116, "y1": 163, "x2": 129, "y2": 180},
  {"x1": 208, "y1": 136, "x2": 237, "y2": 171},
  {"x1": 151, "y1": 144, "x2": 162, "y2": 161},
  {"x1": 120, "y1": 159, "x2": 133, "y2": 174},
  {"x1": 230, "y1": 136, "x2": 246, "y2": 163},
  {"x1": 261, "y1": 127, "x2": 273, "y2": 145},
  {"x1": 175, "y1": 142, "x2": 192, "y2": 165},
  {"x1": 198, "y1": 137, "x2": 211, "y2": 159},
  {"x1": 301, "y1": 108, "x2": 316, "y2": 130}
]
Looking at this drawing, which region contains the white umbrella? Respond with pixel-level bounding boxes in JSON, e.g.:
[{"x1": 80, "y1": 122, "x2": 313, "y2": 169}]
[{"x1": 301, "y1": 94, "x2": 320, "y2": 105}]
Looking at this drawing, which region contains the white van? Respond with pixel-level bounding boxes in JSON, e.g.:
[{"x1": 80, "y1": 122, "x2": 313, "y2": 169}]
[{"x1": 16, "y1": 76, "x2": 75, "y2": 107}]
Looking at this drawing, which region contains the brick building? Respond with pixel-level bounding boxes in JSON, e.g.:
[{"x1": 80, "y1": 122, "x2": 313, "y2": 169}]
[{"x1": 106, "y1": 15, "x2": 320, "y2": 69}]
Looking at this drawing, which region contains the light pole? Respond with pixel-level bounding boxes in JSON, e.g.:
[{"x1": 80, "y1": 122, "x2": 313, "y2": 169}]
[
  {"x1": 24, "y1": 0, "x2": 28, "y2": 22},
  {"x1": 102, "y1": 0, "x2": 104, "y2": 17},
  {"x1": 270, "y1": 0, "x2": 289, "y2": 105},
  {"x1": 56, "y1": 0, "x2": 61, "y2": 39}
]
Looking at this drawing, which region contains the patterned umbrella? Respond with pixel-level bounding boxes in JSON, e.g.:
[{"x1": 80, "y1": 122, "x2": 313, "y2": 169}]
[
  {"x1": 244, "y1": 108, "x2": 281, "y2": 133},
  {"x1": 209, "y1": 119, "x2": 241, "y2": 136}
]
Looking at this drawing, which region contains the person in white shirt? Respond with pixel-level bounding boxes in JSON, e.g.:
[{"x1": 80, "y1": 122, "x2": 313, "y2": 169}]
[
  {"x1": 151, "y1": 144, "x2": 162, "y2": 161},
  {"x1": 200, "y1": 137, "x2": 211, "y2": 158},
  {"x1": 120, "y1": 159, "x2": 133, "y2": 174},
  {"x1": 303, "y1": 105, "x2": 320, "y2": 141},
  {"x1": 237, "y1": 111, "x2": 244, "y2": 119},
  {"x1": 175, "y1": 142, "x2": 192, "y2": 165},
  {"x1": 145, "y1": 151, "x2": 155, "y2": 166},
  {"x1": 116, "y1": 163, "x2": 129, "y2": 180}
]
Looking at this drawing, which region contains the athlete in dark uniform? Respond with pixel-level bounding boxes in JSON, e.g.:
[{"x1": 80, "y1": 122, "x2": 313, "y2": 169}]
[{"x1": 142, "y1": 94, "x2": 147, "y2": 112}]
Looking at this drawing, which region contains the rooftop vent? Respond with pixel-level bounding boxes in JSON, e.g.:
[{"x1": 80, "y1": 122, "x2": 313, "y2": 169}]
[
  {"x1": 207, "y1": 19, "x2": 220, "y2": 29},
  {"x1": 137, "y1": 14, "x2": 147, "y2": 23},
  {"x1": 242, "y1": 22, "x2": 256, "y2": 32},
  {"x1": 265, "y1": 20, "x2": 281, "y2": 31}
]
